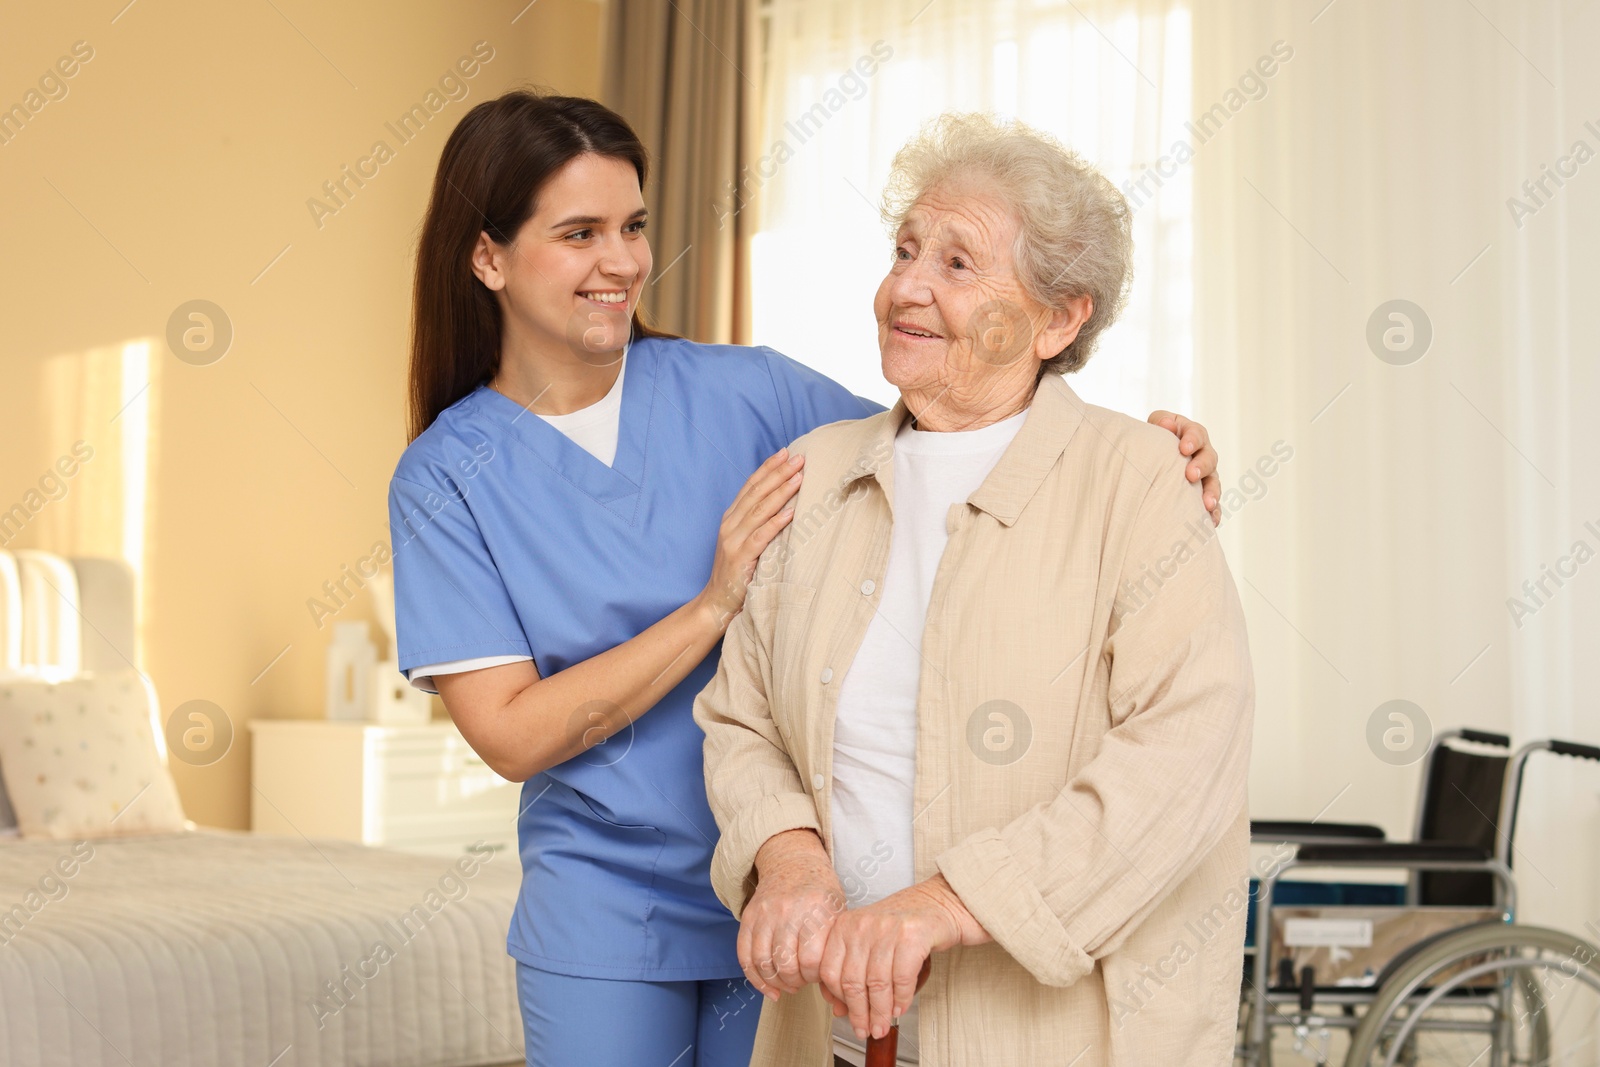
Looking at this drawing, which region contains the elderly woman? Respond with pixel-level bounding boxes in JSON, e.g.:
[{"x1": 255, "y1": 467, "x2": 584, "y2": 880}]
[{"x1": 692, "y1": 113, "x2": 1253, "y2": 1067}]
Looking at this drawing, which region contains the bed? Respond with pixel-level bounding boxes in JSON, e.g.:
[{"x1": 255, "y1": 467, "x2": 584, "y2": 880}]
[{"x1": 0, "y1": 551, "x2": 525, "y2": 1067}]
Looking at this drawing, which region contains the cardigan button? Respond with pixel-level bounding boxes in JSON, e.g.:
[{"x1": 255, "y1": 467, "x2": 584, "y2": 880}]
[
  {"x1": 820, "y1": 667, "x2": 834, "y2": 683},
  {"x1": 859, "y1": 579, "x2": 875, "y2": 595},
  {"x1": 812, "y1": 773, "x2": 826, "y2": 791}
]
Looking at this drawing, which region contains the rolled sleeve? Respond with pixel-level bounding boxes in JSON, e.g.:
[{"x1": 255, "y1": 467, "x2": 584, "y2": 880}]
[
  {"x1": 693, "y1": 551, "x2": 820, "y2": 920},
  {"x1": 708, "y1": 791, "x2": 823, "y2": 920},
  {"x1": 936, "y1": 450, "x2": 1254, "y2": 986},
  {"x1": 937, "y1": 828, "x2": 1097, "y2": 987}
]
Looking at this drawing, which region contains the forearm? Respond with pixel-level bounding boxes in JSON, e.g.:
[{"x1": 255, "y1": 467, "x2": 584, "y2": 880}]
[
  {"x1": 910, "y1": 873, "x2": 993, "y2": 949},
  {"x1": 696, "y1": 610, "x2": 824, "y2": 917},
  {"x1": 467, "y1": 591, "x2": 729, "y2": 781},
  {"x1": 755, "y1": 827, "x2": 830, "y2": 874},
  {"x1": 936, "y1": 626, "x2": 1252, "y2": 985}
]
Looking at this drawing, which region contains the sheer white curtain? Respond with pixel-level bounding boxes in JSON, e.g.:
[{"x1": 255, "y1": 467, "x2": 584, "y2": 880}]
[
  {"x1": 750, "y1": 0, "x2": 1192, "y2": 415},
  {"x1": 1193, "y1": 0, "x2": 1598, "y2": 934},
  {"x1": 751, "y1": 0, "x2": 1600, "y2": 944}
]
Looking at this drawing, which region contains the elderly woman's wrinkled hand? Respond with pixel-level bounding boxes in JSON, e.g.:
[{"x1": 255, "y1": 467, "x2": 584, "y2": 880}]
[
  {"x1": 740, "y1": 829, "x2": 849, "y2": 1000},
  {"x1": 819, "y1": 873, "x2": 991, "y2": 1043}
]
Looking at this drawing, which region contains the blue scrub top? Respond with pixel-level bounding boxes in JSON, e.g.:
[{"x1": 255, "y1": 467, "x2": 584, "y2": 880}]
[{"x1": 388, "y1": 337, "x2": 883, "y2": 981}]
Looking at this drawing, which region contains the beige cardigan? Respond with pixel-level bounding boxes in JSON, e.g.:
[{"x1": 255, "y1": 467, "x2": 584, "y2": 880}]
[{"x1": 693, "y1": 373, "x2": 1255, "y2": 1067}]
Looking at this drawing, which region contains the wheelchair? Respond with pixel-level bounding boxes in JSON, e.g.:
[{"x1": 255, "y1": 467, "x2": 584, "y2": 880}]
[{"x1": 1237, "y1": 730, "x2": 1600, "y2": 1066}]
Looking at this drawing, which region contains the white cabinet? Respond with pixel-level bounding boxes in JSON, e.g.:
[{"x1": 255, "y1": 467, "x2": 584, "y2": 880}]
[{"x1": 249, "y1": 719, "x2": 521, "y2": 859}]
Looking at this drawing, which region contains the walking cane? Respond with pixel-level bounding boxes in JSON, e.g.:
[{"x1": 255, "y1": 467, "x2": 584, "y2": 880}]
[{"x1": 864, "y1": 957, "x2": 933, "y2": 1067}]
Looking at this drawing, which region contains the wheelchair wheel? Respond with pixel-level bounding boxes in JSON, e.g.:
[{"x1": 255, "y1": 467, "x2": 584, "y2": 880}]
[{"x1": 1343, "y1": 924, "x2": 1600, "y2": 1067}]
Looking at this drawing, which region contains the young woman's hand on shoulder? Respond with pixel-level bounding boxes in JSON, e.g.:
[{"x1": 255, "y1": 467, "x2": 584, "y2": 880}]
[{"x1": 698, "y1": 447, "x2": 806, "y2": 629}]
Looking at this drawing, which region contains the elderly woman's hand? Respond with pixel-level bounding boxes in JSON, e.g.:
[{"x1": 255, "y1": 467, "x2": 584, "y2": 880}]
[
  {"x1": 1147, "y1": 410, "x2": 1222, "y2": 526},
  {"x1": 818, "y1": 873, "x2": 991, "y2": 1042},
  {"x1": 739, "y1": 829, "x2": 849, "y2": 1001}
]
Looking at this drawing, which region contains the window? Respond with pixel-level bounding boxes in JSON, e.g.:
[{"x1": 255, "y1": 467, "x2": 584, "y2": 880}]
[{"x1": 750, "y1": 0, "x2": 1192, "y2": 417}]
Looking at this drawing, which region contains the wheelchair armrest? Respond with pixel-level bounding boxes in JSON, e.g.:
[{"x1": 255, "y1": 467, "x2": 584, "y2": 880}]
[
  {"x1": 1250, "y1": 820, "x2": 1386, "y2": 844},
  {"x1": 1293, "y1": 842, "x2": 1489, "y2": 865}
]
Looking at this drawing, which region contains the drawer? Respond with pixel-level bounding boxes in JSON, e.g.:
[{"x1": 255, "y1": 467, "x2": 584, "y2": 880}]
[
  {"x1": 371, "y1": 770, "x2": 521, "y2": 821},
  {"x1": 371, "y1": 733, "x2": 500, "y2": 779}
]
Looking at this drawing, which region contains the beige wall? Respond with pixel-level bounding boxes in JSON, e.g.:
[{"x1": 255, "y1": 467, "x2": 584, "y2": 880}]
[{"x1": 0, "y1": 0, "x2": 605, "y2": 829}]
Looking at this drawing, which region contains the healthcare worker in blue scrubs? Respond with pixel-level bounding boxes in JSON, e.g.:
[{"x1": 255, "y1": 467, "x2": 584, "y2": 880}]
[{"x1": 387, "y1": 91, "x2": 1222, "y2": 1067}]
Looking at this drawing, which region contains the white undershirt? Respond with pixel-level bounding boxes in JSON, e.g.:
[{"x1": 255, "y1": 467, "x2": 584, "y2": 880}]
[
  {"x1": 525, "y1": 352, "x2": 627, "y2": 467},
  {"x1": 829, "y1": 406, "x2": 1028, "y2": 1066},
  {"x1": 405, "y1": 355, "x2": 626, "y2": 693}
]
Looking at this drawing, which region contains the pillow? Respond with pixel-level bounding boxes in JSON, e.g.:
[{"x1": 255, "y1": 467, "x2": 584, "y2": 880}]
[{"x1": 0, "y1": 670, "x2": 186, "y2": 838}]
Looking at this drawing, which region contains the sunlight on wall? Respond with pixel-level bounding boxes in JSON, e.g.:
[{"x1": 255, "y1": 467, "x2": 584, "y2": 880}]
[{"x1": 39, "y1": 338, "x2": 159, "y2": 664}]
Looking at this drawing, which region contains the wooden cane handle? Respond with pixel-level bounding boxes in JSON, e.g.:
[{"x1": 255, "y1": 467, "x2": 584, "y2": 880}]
[{"x1": 863, "y1": 957, "x2": 932, "y2": 1067}]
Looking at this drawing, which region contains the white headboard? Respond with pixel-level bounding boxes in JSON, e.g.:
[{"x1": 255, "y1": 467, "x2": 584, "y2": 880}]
[{"x1": 0, "y1": 550, "x2": 138, "y2": 678}]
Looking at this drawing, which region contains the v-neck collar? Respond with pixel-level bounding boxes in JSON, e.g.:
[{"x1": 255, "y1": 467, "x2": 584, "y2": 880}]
[{"x1": 471, "y1": 337, "x2": 659, "y2": 513}]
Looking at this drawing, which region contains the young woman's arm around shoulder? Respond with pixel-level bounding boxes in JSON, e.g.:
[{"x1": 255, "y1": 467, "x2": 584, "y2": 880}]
[{"x1": 435, "y1": 447, "x2": 805, "y2": 782}]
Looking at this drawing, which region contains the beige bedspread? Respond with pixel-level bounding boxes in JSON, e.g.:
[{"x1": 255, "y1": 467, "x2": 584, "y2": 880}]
[{"x1": 0, "y1": 829, "x2": 524, "y2": 1067}]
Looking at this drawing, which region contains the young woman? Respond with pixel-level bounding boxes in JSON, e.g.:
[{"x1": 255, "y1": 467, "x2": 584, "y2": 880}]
[{"x1": 387, "y1": 90, "x2": 1221, "y2": 1067}]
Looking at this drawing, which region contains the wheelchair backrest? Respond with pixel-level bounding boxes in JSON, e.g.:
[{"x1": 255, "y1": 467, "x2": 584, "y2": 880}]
[{"x1": 1418, "y1": 743, "x2": 1509, "y2": 906}]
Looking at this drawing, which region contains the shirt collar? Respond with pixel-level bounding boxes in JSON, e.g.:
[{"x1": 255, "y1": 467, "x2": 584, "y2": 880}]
[{"x1": 837, "y1": 372, "x2": 1088, "y2": 527}]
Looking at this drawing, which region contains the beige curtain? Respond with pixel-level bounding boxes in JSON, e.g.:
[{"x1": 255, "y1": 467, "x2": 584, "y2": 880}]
[{"x1": 603, "y1": 0, "x2": 755, "y2": 343}]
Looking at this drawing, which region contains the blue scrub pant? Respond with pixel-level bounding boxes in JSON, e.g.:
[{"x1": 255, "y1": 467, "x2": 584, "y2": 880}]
[{"x1": 516, "y1": 962, "x2": 765, "y2": 1067}]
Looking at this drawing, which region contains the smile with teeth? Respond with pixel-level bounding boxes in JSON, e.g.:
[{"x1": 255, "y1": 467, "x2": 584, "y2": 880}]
[
  {"x1": 897, "y1": 325, "x2": 940, "y2": 338},
  {"x1": 580, "y1": 290, "x2": 629, "y2": 304}
]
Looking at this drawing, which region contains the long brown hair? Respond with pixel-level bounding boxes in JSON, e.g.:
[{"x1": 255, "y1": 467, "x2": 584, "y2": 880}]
[{"x1": 408, "y1": 90, "x2": 673, "y2": 442}]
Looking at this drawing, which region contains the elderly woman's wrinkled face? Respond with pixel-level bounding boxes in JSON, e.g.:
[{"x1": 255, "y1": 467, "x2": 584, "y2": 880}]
[{"x1": 874, "y1": 178, "x2": 1075, "y2": 408}]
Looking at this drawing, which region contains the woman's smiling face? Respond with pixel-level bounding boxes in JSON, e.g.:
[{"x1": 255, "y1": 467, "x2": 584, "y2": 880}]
[
  {"x1": 874, "y1": 176, "x2": 1084, "y2": 420},
  {"x1": 484, "y1": 152, "x2": 653, "y2": 364}
]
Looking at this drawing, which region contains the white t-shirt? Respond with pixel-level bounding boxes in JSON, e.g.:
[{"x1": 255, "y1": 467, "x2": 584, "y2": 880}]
[
  {"x1": 405, "y1": 355, "x2": 626, "y2": 693},
  {"x1": 525, "y1": 353, "x2": 627, "y2": 467},
  {"x1": 829, "y1": 406, "x2": 1028, "y2": 1067}
]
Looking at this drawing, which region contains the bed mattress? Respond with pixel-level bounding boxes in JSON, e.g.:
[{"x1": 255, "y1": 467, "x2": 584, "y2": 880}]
[{"x1": 0, "y1": 829, "x2": 525, "y2": 1067}]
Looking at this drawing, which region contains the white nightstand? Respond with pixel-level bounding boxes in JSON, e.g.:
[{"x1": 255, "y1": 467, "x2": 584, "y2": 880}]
[{"x1": 249, "y1": 719, "x2": 521, "y2": 859}]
